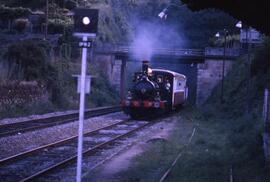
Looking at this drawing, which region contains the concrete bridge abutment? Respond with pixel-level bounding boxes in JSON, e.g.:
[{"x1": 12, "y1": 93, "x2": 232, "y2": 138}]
[
  {"x1": 93, "y1": 53, "x2": 127, "y2": 99},
  {"x1": 196, "y1": 47, "x2": 240, "y2": 105}
]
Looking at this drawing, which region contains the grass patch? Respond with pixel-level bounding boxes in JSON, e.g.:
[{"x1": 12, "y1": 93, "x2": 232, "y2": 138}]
[{"x1": 167, "y1": 108, "x2": 270, "y2": 182}]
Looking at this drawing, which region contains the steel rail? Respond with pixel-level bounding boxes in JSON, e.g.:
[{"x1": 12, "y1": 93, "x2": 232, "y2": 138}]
[
  {"x1": 0, "y1": 106, "x2": 121, "y2": 137},
  {"x1": 159, "y1": 113, "x2": 197, "y2": 182},
  {"x1": 0, "y1": 119, "x2": 129, "y2": 165},
  {"x1": 22, "y1": 121, "x2": 151, "y2": 182}
]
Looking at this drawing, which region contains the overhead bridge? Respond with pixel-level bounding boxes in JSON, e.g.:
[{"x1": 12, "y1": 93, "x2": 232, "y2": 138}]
[{"x1": 94, "y1": 45, "x2": 240, "y2": 62}]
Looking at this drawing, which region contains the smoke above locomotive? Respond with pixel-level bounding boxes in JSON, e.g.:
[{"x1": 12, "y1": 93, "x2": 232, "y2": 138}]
[{"x1": 130, "y1": 20, "x2": 186, "y2": 61}]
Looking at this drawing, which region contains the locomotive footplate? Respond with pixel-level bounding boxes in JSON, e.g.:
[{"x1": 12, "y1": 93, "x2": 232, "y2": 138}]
[
  {"x1": 122, "y1": 100, "x2": 167, "y2": 109},
  {"x1": 122, "y1": 100, "x2": 169, "y2": 119}
]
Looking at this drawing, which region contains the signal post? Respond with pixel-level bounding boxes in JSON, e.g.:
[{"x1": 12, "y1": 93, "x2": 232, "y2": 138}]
[{"x1": 73, "y1": 8, "x2": 99, "y2": 182}]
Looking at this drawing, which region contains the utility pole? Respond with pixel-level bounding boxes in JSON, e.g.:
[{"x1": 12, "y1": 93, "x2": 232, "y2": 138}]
[
  {"x1": 45, "y1": 0, "x2": 48, "y2": 40},
  {"x1": 246, "y1": 27, "x2": 252, "y2": 115},
  {"x1": 236, "y1": 21, "x2": 252, "y2": 117},
  {"x1": 220, "y1": 29, "x2": 228, "y2": 103},
  {"x1": 215, "y1": 30, "x2": 229, "y2": 103}
]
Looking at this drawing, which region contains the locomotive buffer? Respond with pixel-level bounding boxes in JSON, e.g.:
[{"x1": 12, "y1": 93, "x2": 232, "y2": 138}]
[{"x1": 73, "y1": 8, "x2": 99, "y2": 182}]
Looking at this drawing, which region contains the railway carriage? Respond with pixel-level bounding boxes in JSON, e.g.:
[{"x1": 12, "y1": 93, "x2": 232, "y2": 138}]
[{"x1": 122, "y1": 61, "x2": 188, "y2": 118}]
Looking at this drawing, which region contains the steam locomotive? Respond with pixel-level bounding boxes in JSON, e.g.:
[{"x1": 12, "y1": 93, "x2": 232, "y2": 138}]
[{"x1": 122, "y1": 61, "x2": 188, "y2": 118}]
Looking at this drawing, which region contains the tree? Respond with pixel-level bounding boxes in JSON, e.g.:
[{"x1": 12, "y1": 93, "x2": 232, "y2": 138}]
[{"x1": 0, "y1": 5, "x2": 31, "y2": 30}]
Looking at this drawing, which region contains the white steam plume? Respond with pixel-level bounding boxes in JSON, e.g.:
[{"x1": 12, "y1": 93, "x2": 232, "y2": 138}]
[{"x1": 130, "y1": 21, "x2": 186, "y2": 61}]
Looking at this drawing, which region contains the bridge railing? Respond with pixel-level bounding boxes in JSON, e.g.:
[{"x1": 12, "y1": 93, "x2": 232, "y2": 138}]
[
  {"x1": 151, "y1": 48, "x2": 205, "y2": 57},
  {"x1": 205, "y1": 47, "x2": 241, "y2": 57},
  {"x1": 95, "y1": 45, "x2": 205, "y2": 57},
  {"x1": 94, "y1": 45, "x2": 241, "y2": 59}
]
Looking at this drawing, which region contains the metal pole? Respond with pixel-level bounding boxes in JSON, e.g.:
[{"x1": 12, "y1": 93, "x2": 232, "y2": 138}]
[
  {"x1": 120, "y1": 60, "x2": 127, "y2": 101},
  {"x1": 221, "y1": 31, "x2": 227, "y2": 103},
  {"x1": 45, "y1": 0, "x2": 48, "y2": 40},
  {"x1": 263, "y1": 89, "x2": 269, "y2": 123},
  {"x1": 76, "y1": 36, "x2": 88, "y2": 182},
  {"x1": 247, "y1": 27, "x2": 251, "y2": 115}
]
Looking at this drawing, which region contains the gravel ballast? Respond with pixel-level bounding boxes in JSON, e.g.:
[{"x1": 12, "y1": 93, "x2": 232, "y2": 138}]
[{"x1": 0, "y1": 112, "x2": 128, "y2": 159}]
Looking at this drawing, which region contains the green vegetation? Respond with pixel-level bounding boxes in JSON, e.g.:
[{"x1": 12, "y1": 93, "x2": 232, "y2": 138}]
[
  {"x1": 166, "y1": 107, "x2": 269, "y2": 182},
  {"x1": 0, "y1": 38, "x2": 119, "y2": 119},
  {"x1": 0, "y1": 5, "x2": 31, "y2": 31},
  {"x1": 3, "y1": 39, "x2": 54, "y2": 81}
]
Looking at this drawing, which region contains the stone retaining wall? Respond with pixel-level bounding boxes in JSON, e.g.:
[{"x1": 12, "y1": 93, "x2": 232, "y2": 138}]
[{"x1": 0, "y1": 81, "x2": 47, "y2": 108}]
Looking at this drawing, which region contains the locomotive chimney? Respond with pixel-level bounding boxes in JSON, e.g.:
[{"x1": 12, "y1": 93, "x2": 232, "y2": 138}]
[{"x1": 142, "y1": 60, "x2": 149, "y2": 74}]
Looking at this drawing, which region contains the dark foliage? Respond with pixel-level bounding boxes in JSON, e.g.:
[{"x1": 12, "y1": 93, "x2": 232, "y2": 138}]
[
  {"x1": 0, "y1": 5, "x2": 31, "y2": 21},
  {"x1": 3, "y1": 39, "x2": 56, "y2": 82},
  {"x1": 0, "y1": 0, "x2": 45, "y2": 9},
  {"x1": 64, "y1": 0, "x2": 77, "y2": 10},
  {"x1": 182, "y1": 0, "x2": 270, "y2": 35},
  {"x1": 251, "y1": 38, "x2": 270, "y2": 75}
]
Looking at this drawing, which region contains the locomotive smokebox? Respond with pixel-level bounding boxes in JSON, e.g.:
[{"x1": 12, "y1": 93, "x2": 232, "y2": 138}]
[{"x1": 142, "y1": 60, "x2": 150, "y2": 75}]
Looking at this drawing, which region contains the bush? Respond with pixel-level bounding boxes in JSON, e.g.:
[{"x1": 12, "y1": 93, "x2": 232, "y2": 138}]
[
  {"x1": 48, "y1": 18, "x2": 72, "y2": 34},
  {"x1": 251, "y1": 37, "x2": 270, "y2": 75},
  {"x1": 3, "y1": 39, "x2": 55, "y2": 81}
]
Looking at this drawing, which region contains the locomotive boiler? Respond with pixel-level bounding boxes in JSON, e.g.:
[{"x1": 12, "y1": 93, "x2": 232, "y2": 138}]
[{"x1": 122, "y1": 61, "x2": 188, "y2": 118}]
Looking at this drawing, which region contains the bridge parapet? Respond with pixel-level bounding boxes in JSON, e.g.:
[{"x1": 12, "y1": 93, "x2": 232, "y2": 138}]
[
  {"x1": 95, "y1": 45, "x2": 205, "y2": 59},
  {"x1": 94, "y1": 45, "x2": 241, "y2": 60},
  {"x1": 205, "y1": 47, "x2": 241, "y2": 59}
]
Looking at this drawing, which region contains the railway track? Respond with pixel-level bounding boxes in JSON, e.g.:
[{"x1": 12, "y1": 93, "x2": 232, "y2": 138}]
[
  {"x1": 0, "y1": 118, "x2": 151, "y2": 181},
  {"x1": 0, "y1": 106, "x2": 121, "y2": 137}
]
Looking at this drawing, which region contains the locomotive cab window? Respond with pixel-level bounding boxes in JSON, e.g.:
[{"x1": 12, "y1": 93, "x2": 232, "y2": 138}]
[
  {"x1": 174, "y1": 78, "x2": 186, "y2": 91},
  {"x1": 157, "y1": 75, "x2": 163, "y2": 83}
]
